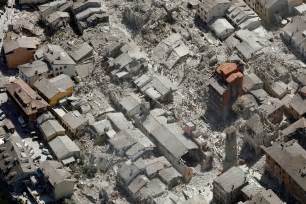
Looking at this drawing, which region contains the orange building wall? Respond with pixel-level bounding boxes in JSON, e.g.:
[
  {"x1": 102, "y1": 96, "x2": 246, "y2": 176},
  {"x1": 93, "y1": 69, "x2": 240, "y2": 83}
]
[{"x1": 6, "y1": 48, "x2": 35, "y2": 68}]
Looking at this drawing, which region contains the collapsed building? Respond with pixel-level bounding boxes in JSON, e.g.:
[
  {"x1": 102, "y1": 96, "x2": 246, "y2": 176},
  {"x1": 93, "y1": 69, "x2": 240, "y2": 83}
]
[
  {"x1": 287, "y1": 86, "x2": 306, "y2": 120},
  {"x1": 225, "y1": 29, "x2": 271, "y2": 60},
  {"x1": 18, "y1": 0, "x2": 50, "y2": 5},
  {"x1": 25, "y1": 160, "x2": 75, "y2": 202},
  {"x1": 244, "y1": 0, "x2": 289, "y2": 26},
  {"x1": 281, "y1": 15, "x2": 306, "y2": 60},
  {"x1": 37, "y1": 160, "x2": 75, "y2": 200},
  {"x1": 117, "y1": 156, "x2": 182, "y2": 203},
  {"x1": 240, "y1": 189, "x2": 284, "y2": 204},
  {"x1": 281, "y1": 117, "x2": 306, "y2": 148},
  {"x1": 209, "y1": 18, "x2": 235, "y2": 40},
  {"x1": 0, "y1": 136, "x2": 36, "y2": 192},
  {"x1": 238, "y1": 113, "x2": 277, "y2": 155},
  {"x1": 38, "y1": 0, "x2": 72, "y2": 32},
  {"x1": 122, "y1": 0, "x2": 152, "y2": 30},
  {"x1": 153, "y1": 33, "x2": 190, "y2": 69},
  {"x1": 197, "y1": 0, "x2": 230, "y2": 23},
  {"x1": 134, "y1": 73, "x2": 177, "y2": 103},
  {"x1": 108, "y1": 43, "x2": 148, "y2": 81},
  {"x1": 72, "y1": 0, "x2": 109, "y2": 33},
  {"x1": 226, "y1": 0, "x2": 261, "y2": 30}
]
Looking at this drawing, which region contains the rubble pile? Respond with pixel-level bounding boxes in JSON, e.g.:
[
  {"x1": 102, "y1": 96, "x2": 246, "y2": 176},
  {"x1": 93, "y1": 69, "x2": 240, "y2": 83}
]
[{"x1": 1, "y1": 0, "x2": 306, "y2": 203}]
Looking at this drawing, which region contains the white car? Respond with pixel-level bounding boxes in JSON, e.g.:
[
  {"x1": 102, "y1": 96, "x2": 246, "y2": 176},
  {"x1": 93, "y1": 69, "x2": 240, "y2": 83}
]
[
  {"x1": 0, "y1": 114, "x2": 6, "y2": 121},
  {"x1": 0, "y1": 110, "x2": 5, "y2": 121}
]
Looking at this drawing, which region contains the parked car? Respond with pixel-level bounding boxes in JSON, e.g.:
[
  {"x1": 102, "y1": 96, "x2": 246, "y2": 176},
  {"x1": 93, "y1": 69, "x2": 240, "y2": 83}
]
[{"x1": 18, "y1": 116, "x2": 27, "y2": 128}]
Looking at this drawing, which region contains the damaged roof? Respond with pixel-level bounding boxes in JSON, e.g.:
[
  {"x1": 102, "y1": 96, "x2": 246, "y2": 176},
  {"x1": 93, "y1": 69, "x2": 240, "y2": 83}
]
[
  {"x1": 18, "y1": 60, "x2": 49, "y2": 78},
  {"x1": 214, "y1": 166, "x2": 247, "y2": 193}
]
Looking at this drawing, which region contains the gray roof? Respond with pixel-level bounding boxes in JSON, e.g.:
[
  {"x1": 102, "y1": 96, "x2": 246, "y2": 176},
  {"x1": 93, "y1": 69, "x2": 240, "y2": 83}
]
[
  {"x1": 46, "y1": 11, "x2": 69, "y2": 25},
  {"x1": 289, "y1": 93, "x2": 306, "y2": 116},
  {"x1": 49, "y1": 74, "x2": 74, "y2": 91},
  {"x1": 75, "y1": 7, "x2": 104, "y2": 21},
  {"x1": 209, "y1": 77, "x2": 226, "y2": 95},
  {"x1": 269, "y1": 81, "x2": 288, "y2": 99},
  {"x1": 143, "y1": 111, "x2": 198, "y2": 159},
  {"x1": 198, "y1": 0, "x2": 230, "y2": 14},
  {"x1": 127, "y1": 174, "x2": 149, "y2": 195},
  {"x1": 34, "y1": 78, "x2": 58, "y2": 100},
  {"x1": 227, "y1": 1, "x2": 261, "y2": 29},
  {"x1": 141, "y1": 75, "x2": 176, "y2": 100},
  {"x1": 48, "y1": 135, "x2": 80, "y2": 160},
  {"x1": 44, "y1": 44, "x2": 76, "y2": 65},
  {"x1": 244, "y1": 189, "x2": 283, "y2": 204},
  {"x1": 18, "y1": 60, "x2": 49, "y2": 78},
  {"x1": 119, "y1": 94, "x2": 142, "y2": 114},
  {"x1": 110, "y1": 128, "x2": 155, "y2": 158},
  {"x1": 90, "y1": 119, "x2": 112, "y2": 135},
  {"x1": 263, "y1": 140, "x2": 306, "y2": 193},
  {"x1": 137, "y1": 178, "x2": 166, "y2": 201},
  {"x1": 62, "y1": 111, "x2": 88, "y2": 132},
  {"x1": 134, "y1": 156, "x2": 171, "y2": 172},
  {"x1": 214, "y1": 166, "x2": 247, "y2": 193},
  {"x1": 134, "y1": 74, "x2": 176, "y2": 101},
  {"x1": 37, "y1": 111, "x2": 55, "y2": 125},
  {"x1": 259, "y1": 98, "x2": 283, "y2": 116},
  {"x1": 118, "y1": 163, "x2": 141, "y2": 185},
  {"x1": 69, "y1": 42, "x2": 93, "y2": 62},
  {"x1": 250, "y1": 89, "x2": 269, "y2": 104},
  {"x1": 209, "y1": 18, "x2": 234, "y2": 39},
  {"x1": 106, "y1": 112, "x2": 134, "y2": 131},
  {"x1": 38, "y1": 0, "x2": 67, "y2": 14},
  {"x1": 245, "y1": 114, "x2": 264, "y2": 135},
  {"x1": 40, "y1": 119, "x2": 65, "y2": 141},
  {"x1": 241, "y1": 182, "x2": 264, "y2": 199},
  {"x1": 109, "y1": 132, "x2": 137, "y2": 153},
  {"x1": 243, "y1": 73, "x2": 263, "y2": 92},
  {"x1": 40, "y1": 160, "x2": 73, "y2": 187},
  {"x1": 0, "y1": 136, "x2": 36, "y2": 185},
  {"x1": 182, "y1": 195, "x2": 209, "y2": 204},
  {"x1": 282, "y1": 16, "x2": 306, "y2": 53},
  {"x1": 158, "y1": 167, "x2": 181, "y2": 186},
  {"x1": 72, "y1": 0, "x2": 101, "y2": 14},
  {"x1": 281, "y1": 117, "x2": 306, "y2": 138}
]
